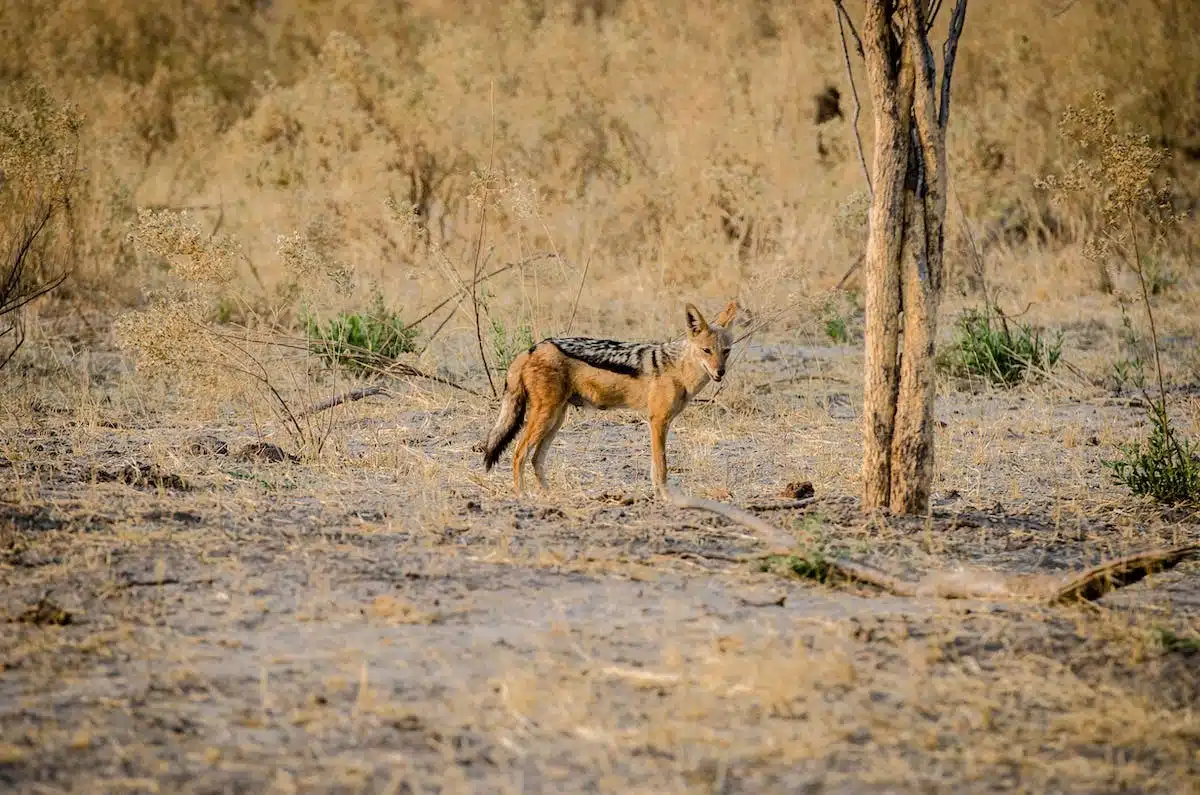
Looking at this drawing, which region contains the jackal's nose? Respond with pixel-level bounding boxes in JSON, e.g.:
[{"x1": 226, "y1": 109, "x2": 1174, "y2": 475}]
[{"x1": 714, "y1": 369, "x2": 725, "y2": 381}]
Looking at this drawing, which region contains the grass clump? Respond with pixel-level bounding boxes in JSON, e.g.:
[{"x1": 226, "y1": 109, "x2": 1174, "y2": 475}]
[
  {"x1": 1103, "y1": 402, "x2": 1200, "y2": 505},
  {"x1": 490, "y1": 316, "x2": 535, "y2": 373},
  {"x1": 1152, "y1": 627, "x2": 1200, "y2": 655},
  {"x1": 824, "y1": 311, "x2": 849, "y2": 345},
  {"x1": 305, "y1": 293, "x2": 418, "y2": 375},
  {"x1": 762, "y1": 550, "x2": 832, "y2": 582},
  {"x1": 941, "y1": 308, "x2": 1062, "y2": 386}
]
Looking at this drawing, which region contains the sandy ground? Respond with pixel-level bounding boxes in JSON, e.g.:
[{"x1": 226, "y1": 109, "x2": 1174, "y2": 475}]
[{"x1": 2, "y1": 332, "x2": 1199, "y2": 794}]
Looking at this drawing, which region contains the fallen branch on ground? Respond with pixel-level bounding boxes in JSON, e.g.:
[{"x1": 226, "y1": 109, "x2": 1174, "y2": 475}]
[
  {"x1": 300, "y1": 360, "x2": 479, "y2": 417},
  {"x1": 663, "y1": 488, "x2": 1199, "y2": 604},
  {"x1": 740, "y1": 498, "x2": 818, "y2": 512},
  {"x1": 662, "y1": 486, "x2": 797, "y2": 552},
  {"x1": 300, "y1": 385, "x2": 390, "y2": 416}
]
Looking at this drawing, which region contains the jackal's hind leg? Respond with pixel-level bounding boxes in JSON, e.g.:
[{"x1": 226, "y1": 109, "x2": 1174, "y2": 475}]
[
  {"x1": 512, "y1": 401, "x2": 559, "y2": 495},
  {"x1": 531, "y1": 405, "x2": 567, "y2": 489}
]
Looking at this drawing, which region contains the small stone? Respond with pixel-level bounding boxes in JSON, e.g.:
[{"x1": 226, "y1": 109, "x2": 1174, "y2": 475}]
[
  {"x1": 16, "y1": 597, "x2": 72, "y2": 626},
  {"x1": 777, "y1": 480, "x2": 816, "y2": 500},
  {"x1": 235, "y1": 442, "x2": 298, "y2": 463},
  {"x1": 187, "y1": 435, "x2": 229, "y2": 456}
]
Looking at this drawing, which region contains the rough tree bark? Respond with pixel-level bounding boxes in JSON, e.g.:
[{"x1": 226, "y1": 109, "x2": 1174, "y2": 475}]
[{"x1": 854, "y1": 0, "x2": 968, "y2": 513}]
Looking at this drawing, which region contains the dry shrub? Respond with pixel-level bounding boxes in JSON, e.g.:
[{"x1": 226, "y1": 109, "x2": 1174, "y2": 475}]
[
  {"x1": 115, "y1": 209, "x2": 344, "y2": 456},
  {"x1": 0, "y1": 0, "x2": 1193, "y2": 349},
  {"x1": 0, "y1": 80, "x2": 81, "y2": 363}
]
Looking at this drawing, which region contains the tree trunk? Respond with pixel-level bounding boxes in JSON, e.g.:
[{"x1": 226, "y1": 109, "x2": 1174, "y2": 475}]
[
  {"x1": 860, "y1": 0, "x2": 912, "y2": 509},
  {"x1": 857, "y1": 0, "x2": 967, "y2": 514}
]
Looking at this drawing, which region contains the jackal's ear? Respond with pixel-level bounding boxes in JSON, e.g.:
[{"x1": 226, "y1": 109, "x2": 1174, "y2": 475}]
[
  {"x1": 714, "y1": 300, "x2": 738, "y2": 328},
  {"x1": 684, "y1": 303, "x2": 707, "y2": 336}
]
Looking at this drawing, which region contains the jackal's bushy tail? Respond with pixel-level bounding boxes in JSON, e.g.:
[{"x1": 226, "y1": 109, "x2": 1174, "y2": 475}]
[{"x1": 483, "y1": 366, "x2": 528, "y2": 470}]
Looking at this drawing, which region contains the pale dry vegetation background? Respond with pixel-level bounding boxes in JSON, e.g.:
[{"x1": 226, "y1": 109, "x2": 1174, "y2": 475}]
[{"x1": 2, "y1": 1, "x2": 1199, "y2": 793}]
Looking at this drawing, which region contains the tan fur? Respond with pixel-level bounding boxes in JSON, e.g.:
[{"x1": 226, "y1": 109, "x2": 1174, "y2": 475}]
[{"x1": 485, "y1": 301, "x2": 738, "y2": 496}]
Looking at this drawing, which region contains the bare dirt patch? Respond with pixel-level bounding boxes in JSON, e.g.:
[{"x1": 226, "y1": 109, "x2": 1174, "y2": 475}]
[{"x1": 3, "y1": 334, "x2": 1198, "y2": 794}]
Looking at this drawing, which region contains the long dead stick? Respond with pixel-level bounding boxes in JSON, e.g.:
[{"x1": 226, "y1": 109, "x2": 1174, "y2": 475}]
[
  {"x1": 662, "y1": 486, "x2": 801, "y2": 553},
  {"x1": 299, "y1": 360, "x2": 480, "y2": 417},
  {"x1": 664, "y1": 489, "x2": 1199, "y2": 604},
  {"x1": 1046, "y1": 545, "x2": 1199, "y2": 605},
  {"x1": 299, "y1": 385, "x2": 391, "y2": 417}
]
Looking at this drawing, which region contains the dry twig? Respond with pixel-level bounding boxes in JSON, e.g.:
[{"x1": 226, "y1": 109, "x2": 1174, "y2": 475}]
[{"x1": 832, "y1": 0, "x2": 872, "y2": 199}]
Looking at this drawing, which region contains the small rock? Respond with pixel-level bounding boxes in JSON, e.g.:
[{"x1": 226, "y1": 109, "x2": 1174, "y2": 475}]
[
  {"x1": 389, "y1": 714, "x2": 424, "y2": 732},
  {"x1": 15, "y1": 597, "x2": 72, "y2": 626},
  {"x1": 187, "y1": 435, "x2": 229, "y2": 456},
  {"x1": 97, "y1": 462, "x2": 189, "y2": 491},
  {"x1": 235, "y1": 442, "x2": 298, "y2": 463},
  {"x1": 777, "y1": 480, "x2": 816, "y2": 500}
]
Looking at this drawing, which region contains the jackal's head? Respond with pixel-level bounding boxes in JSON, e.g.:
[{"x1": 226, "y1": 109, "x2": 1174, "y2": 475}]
[{"x1": 684, "y1": 301, "x2": 738, "y2": 383}]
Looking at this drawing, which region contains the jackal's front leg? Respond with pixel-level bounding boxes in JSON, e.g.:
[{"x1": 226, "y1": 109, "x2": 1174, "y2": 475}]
[{"x1": 649, "y1": 413, "x2": 670, "y2": 497}]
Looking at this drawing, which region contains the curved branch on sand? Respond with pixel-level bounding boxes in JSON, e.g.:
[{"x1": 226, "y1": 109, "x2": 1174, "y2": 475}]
[{"x1": 663, "y1": 487, "x2": 1198, "y2": 605}]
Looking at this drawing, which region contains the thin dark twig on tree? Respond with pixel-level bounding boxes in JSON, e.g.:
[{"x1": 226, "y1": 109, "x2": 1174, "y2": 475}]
[
  {"x1": 938, "y1": 0, "x2": 969, "y2": 129},
  {"x1": 1, "y1": 204, "x2": 69, "y2": 369},
  {"x1": 0, "y1": 271, "x2": 68, "y2": 319},
  {"x1": 924, "y1": 0, "x2": 945, "y2": 31},
  {"x1": 833, "y1": 0, "x2": 873, "y2": 199},
  {"x1": 831, "y1": 0, "x2": 865, "y2": 55}
]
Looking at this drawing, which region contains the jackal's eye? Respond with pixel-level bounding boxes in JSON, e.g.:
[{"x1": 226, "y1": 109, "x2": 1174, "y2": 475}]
[{"x1": 702, "y1": 347, "x2": 712, "y2": 355}]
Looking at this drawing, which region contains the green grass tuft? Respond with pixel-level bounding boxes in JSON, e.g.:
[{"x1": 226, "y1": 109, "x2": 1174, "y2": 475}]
[
  {"x1": 941, "y1": 308, "x2": 1062, "y2": 386},
  {"x1": 1103, "y1": 402, "x2": 1200, "y2": 505},
  {"x1": 305, "y1": 294, "x2": 418, "y2": 375}
]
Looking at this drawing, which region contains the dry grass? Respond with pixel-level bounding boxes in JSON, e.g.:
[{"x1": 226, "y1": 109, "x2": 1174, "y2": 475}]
[{"x1": 2, "y1": 0, "x2": 1199, "y2": 792}]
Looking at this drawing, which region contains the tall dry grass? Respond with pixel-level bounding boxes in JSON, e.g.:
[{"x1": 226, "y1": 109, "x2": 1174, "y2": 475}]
[{"x1": 1, "y1": 0, "x2": 1196, "y2": 375}]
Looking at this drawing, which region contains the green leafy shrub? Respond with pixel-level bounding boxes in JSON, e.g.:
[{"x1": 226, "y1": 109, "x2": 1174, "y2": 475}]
[
  {"x1": 1103, "y1": 402, "x2": 1200, "y2": 505},
  {"x1": 824, "y1": 312, "x2": 849, "y2": 345},
  {"x1": 942, "y1": 308, "x2": 1062, "y2": 386},
  {"x1": 305, "y1": 295, "x2": 417, "y2": 374}
]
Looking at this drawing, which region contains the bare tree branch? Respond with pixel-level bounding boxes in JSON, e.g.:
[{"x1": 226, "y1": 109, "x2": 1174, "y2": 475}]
[
  {"x1": 831, "y1": 0, "x2": 865, "y2": 55},
  {"x1": 1050, "y1": 0, "x2": 1080, "y2": 18},
  {"x1": 1047, "y1": 545, "x2": 1199, "y2": 604},
  {"x1": 924, "y1": 0, "x2": 945, "y2": 31},
  {"x1": 300, "y1": 385, "x2": 390, "y2": 417},
  {"x1": 410, "y1": 253, "x2": 557, "y2": 329},
  {"x1": 661, "y1": 486, "x2": 798, "y2": 552},
  {"x1": 939, "y1": 0, "x2": 969, "y2": 129},
  {"x1": 416, "y1": 291, "x2": 469, "y2": 356},
  {"x1": 1, "y1": 203, "x2": 69, "y2": 370},
  {"x1": 834, "y1": 1, "x2": 873, "y2": 198},
  {"x1": 664, "y1": 488, "x2": 1200, "y2": 603}
]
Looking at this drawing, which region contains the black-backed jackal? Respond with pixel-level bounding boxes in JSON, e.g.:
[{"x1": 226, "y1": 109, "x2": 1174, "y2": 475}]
[{"x1": 482, "y1": 301, "x2": 738, "y2": 496}]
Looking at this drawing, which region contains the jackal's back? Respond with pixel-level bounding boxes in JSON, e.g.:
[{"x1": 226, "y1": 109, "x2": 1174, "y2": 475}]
[{"x1": 547, "y1": 336, "x2": 681, "y2": 378}]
